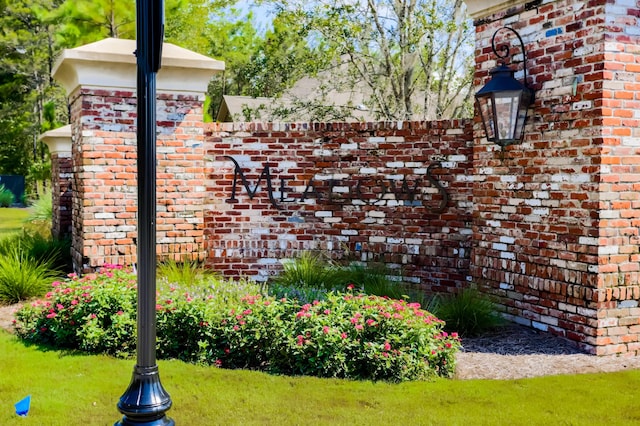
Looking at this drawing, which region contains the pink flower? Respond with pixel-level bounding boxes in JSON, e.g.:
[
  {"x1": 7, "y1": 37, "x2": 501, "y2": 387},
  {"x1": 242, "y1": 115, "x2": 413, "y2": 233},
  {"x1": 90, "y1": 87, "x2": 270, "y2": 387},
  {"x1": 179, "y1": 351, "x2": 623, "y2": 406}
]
[
  {"x1": 445, "y1": 342, "x2": 452, "y2": 349},
  {"x1": 56, "y1": 304, "x2": 64, "y2": 311},
  {"x1": 116, "y1": 310, "x2": 124, "y2": 316},
  {"x1": 233, "y1": 325, "x2": 239, "y2": 331},
  {"x1": 301, "y1": 303, "x2": 312, "y2": 311},
  {"x1": 382, "y1": 352, "x2": 389, "y2": 358},
  {"x1": 156, "y1": 304, "x2": 163, "y2": 311},
  {"x1": 346, "y1": 284, "x2": 355, "y2": 290},
  {"x1": 383, "y1": 341, "x2": 391, "y2": 351},
  {"x1": 451, "y1": 332, "x2": 459, "y2": 339},
  {"x1": 340, "y1": 332, "x2": 347, "y2": 339},
  {"x1": 51, "y1": 281, "x2": 61, "y2": 287},
  {"x1": 322, "y1": 326, "x2": 330, "y2": 334},
  {"x1": 243, "y1": 309, "x2": 252, "y2": 315},
  {"x1": 263, "y1": 300, "x2": 271, "y2": 306},
  {"x1": 355, "y1": 324, "x2": 363, "y2": 330},
  {"x1": 366, "y1": 319, "x2": 375, "y2": 327},
  {"x1": 215, "y1": 359, "x2": 223, "y2": 367},
  {"x1": 71, "y1": 299, "x2": 78, "y2": 305},
  {"x1": 45, "y1": 292, "x2": 53, "y2": 299},
  {"x1": 323, "y1": 309, "x2": 330, "y2": 315},
  {"x1": 350, "y1": 317, "x2": 358, "y2": 324},
  {"x1": 296, "y1": 335, "x2": 305, "y2": 346},
  {"x1": 90, "y1": 314, "x2": 97, "y2": 319},
  {"x1": 46, "y1": 312, "x2": 57, "y2": 319}
]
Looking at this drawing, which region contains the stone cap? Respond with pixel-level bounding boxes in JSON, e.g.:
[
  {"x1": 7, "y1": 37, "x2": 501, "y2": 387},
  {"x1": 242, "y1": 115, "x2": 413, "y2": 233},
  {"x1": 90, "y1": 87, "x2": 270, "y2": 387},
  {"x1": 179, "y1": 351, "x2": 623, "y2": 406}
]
[
  {"x1": 53, "y1": 38, "x2": 225, "y2": 95},
  {"x1": 40, "y1": 124, "x2": 72, "y2": 155},
  {"x1": 464, "y1": 0, "x2": 527, "y2": 19}
]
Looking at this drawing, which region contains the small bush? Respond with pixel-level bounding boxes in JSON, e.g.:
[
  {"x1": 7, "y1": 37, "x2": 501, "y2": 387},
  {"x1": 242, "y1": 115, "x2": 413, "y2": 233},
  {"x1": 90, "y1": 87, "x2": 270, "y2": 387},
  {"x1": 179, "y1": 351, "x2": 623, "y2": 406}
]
[
  {"x1": 157, "y1": 258, "x2": 212, "y2": 290},
  {"x1": 16, "y1": 267, "x2": 461, "y2": 381},
  {"x1": 0, "y1": 246, "x2": 60, "y2": 304},
  {"x1": 274, "y1": 252, "x2": 342, "y2": 290},
  {"x1": 15, "y1": 265, "x2": 137, "y2": 354},
  {"x1": 26, "y1": 190, "x2": 52, "y2": 222},
  {"x1": 271, "y1": 253, "x2": 405, "y2": 301},
  {"x1": 0, "y1": 229, "x2": 72, "y2": 273},
  {"x1": 435, "y1": 288, "x2": 503, "y2": 337},
  {"x1": 0, "y1": 184, "x2": 15, "y2": 207}
]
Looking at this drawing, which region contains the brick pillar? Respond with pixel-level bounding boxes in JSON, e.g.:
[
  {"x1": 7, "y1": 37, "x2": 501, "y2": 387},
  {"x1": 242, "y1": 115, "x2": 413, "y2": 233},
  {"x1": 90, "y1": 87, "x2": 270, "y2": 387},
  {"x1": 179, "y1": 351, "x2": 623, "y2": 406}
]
[
  {"x1": 466, "y1": 0, "x2": 640, "y2": 355},
  {"x1": 52, "y1": 38, "x2": 224, "y2": 271},
  {"x1": 40, "y1": 125, "x2": 72, "y2": 240}
]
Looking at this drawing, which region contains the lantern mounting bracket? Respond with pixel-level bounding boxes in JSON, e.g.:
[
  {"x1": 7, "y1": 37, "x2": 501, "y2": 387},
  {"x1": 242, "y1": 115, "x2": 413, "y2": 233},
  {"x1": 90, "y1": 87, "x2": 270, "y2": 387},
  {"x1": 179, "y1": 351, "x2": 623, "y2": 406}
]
[{"x1": 491, "y1": 26, "x2": 531, "y2": 97}]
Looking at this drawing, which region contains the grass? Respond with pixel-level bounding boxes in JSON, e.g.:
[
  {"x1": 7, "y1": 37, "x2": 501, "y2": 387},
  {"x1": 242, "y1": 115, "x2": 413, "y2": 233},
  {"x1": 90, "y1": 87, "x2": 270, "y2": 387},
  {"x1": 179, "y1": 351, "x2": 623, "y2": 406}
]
[
  {"x1": 1, "y1": 331, "x2": 640, "y2": 425},
  {"x1": 0, "y1": 208, "x2": 29, "y2": 237}
]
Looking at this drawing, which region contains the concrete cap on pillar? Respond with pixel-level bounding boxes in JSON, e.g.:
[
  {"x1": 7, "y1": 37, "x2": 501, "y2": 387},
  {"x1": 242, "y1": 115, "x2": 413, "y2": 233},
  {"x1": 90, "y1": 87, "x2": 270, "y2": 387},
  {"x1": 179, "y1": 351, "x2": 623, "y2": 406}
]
[
  {"x1": 464, "y1": 0, "x2": 528, "y2": 19},
  {"x1": 52, "y1": 38, "x2": 225, "y2": 95},
  {"x1": 40, "y1": 124, "x2": 72, "y2": 155}
]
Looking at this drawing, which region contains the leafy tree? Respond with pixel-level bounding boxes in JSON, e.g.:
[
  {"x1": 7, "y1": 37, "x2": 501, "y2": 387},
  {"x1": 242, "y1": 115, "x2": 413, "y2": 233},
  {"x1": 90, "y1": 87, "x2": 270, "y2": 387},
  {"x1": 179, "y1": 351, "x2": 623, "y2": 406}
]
[
  {"x1": 0, "y1": 0, "x2": 64, "y2": 181},
  {"x1": 266, "y1": 0, "x2": 474, "y2": 121}
]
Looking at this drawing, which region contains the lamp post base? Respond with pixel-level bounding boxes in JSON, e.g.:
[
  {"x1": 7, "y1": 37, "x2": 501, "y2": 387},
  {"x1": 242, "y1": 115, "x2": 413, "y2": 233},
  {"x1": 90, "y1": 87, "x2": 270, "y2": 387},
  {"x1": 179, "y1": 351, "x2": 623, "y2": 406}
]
[{"x1": 115, "y1": 365, "x2": 174, "y2": 426}]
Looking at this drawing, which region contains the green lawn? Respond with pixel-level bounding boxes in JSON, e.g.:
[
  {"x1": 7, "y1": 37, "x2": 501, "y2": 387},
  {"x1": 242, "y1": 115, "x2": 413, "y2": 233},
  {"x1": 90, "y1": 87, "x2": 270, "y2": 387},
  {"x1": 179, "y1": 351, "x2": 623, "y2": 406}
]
[
  {"x1": 0, "y1": 208, "x2": 29, "y2": 237},
  {"x1": 1, "y1": 331, "x2": 640, "y2": 425}
]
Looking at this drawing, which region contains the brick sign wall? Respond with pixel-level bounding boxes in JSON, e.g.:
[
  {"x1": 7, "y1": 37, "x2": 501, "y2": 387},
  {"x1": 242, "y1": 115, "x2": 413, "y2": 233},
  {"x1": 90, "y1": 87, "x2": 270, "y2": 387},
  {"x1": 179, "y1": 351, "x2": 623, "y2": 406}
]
[{"x1": 204, "y1": 121, "x2": 474, "y2": 290}]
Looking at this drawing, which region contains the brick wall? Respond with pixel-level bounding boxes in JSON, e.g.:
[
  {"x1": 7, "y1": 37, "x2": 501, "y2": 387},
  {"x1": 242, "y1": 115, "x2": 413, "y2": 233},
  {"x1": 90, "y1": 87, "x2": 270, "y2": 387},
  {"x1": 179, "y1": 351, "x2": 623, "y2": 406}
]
[
  {"x1": 204, "y1": 121, "x2": 474, "y2": 289},
  {"x1": 471, "y1": 0, "x2": 640, "y2": 354},
  {"x1": 69, "y1": 87, "x2": 207, "y2": 270},
  {"x1": 51, "y1": 152, "x2": 72, "y2": 239}
]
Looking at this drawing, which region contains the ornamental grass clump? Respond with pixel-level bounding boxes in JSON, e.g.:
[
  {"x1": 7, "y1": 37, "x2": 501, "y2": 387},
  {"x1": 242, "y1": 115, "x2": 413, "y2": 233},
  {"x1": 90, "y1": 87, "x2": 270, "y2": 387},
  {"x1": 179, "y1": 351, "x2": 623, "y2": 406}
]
[{"x1": 15, "y1": 265, "x2": 461, "y2": 382}]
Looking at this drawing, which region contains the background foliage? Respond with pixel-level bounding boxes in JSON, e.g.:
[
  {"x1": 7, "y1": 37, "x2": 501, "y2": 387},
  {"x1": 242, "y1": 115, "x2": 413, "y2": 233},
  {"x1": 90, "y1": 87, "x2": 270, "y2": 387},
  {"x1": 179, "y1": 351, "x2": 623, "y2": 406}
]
[{"x1": 0, "y1": 0, "x2": 473, "y2": 191}]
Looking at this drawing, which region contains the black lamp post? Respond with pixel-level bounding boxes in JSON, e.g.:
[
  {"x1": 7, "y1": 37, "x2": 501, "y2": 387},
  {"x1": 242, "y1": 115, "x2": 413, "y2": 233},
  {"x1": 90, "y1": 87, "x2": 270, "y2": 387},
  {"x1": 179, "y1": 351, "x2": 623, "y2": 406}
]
[
  {"x1": 115, "y1": 0, "x2": 173, "y2": 424},
  {"x1": 475, "y1": 26, "x2": 534, "y2": 147}
]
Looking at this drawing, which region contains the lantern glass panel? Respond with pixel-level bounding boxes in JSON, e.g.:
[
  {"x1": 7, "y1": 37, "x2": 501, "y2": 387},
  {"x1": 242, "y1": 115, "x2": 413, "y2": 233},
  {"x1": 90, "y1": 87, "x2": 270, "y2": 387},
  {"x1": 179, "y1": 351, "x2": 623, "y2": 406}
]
[
  {"x1": 476, "y1": 95, "x2": 495, "y2": 140},
  {"x1": 494, "y1": 91, "x2": 520, "y2": 141}
]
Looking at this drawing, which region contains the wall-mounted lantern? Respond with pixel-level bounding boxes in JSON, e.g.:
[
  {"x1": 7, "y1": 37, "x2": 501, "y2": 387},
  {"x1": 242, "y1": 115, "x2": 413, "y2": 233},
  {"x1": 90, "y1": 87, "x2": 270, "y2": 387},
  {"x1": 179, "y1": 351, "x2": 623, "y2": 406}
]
[{"x1": 475, "y1": 26, "x2": 534, "y2": 147}]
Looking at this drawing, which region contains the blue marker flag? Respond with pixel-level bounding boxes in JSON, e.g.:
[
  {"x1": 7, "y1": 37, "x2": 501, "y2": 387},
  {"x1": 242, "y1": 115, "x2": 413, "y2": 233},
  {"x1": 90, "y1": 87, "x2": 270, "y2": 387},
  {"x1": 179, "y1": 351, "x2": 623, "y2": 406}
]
[{"x1": 15, "y1": 395, "x2": 30, "y2": 417}]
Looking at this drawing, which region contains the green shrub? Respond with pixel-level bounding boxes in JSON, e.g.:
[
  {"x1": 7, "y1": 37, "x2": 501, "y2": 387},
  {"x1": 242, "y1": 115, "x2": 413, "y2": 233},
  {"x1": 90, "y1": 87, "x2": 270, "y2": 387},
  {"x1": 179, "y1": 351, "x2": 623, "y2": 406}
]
[
  {"x1": 0, "y1": 246, "x2": 60, "y2": 304},
  {"x1": 0, "y1": 184, "x2": 14, "y2": 207},
  {"x1": 271, "y1": 253, "x2": 405, "y2": 300},
  {"x1": 435, "y1": 288, "x2": 503, "y2": 337},
  {"x1": 157, "y1": 258, "x2": 213, "y2": 290},
  {"x1": 274, "y1": 252, "x2": 342, "y2": 290},
  {"x1": 16, "y1": 266, "x2": 461, "y2": 381},
  {"x1": 26, "y1": 190, "x2": 52, "y2": 222},
  {"x1": 334, "y1": 262, "x2": 404, "y2": 299},
  {"x1": 0, "y1": 229, "x2": 72, "y2": 273},
  {"x1": 14, "y1": 265, "x2": 137, "y2": 354}
]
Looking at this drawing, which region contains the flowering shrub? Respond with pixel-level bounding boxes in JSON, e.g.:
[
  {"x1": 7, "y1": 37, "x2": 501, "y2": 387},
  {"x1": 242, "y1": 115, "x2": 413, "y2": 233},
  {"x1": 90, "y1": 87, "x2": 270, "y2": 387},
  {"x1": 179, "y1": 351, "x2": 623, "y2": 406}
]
[
  {"x1": 15, "y1": 266, "x2": 461, "y2": 382},
  {"x1": 15, "y1": 265, "x2": 137, "y2": 356}
]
